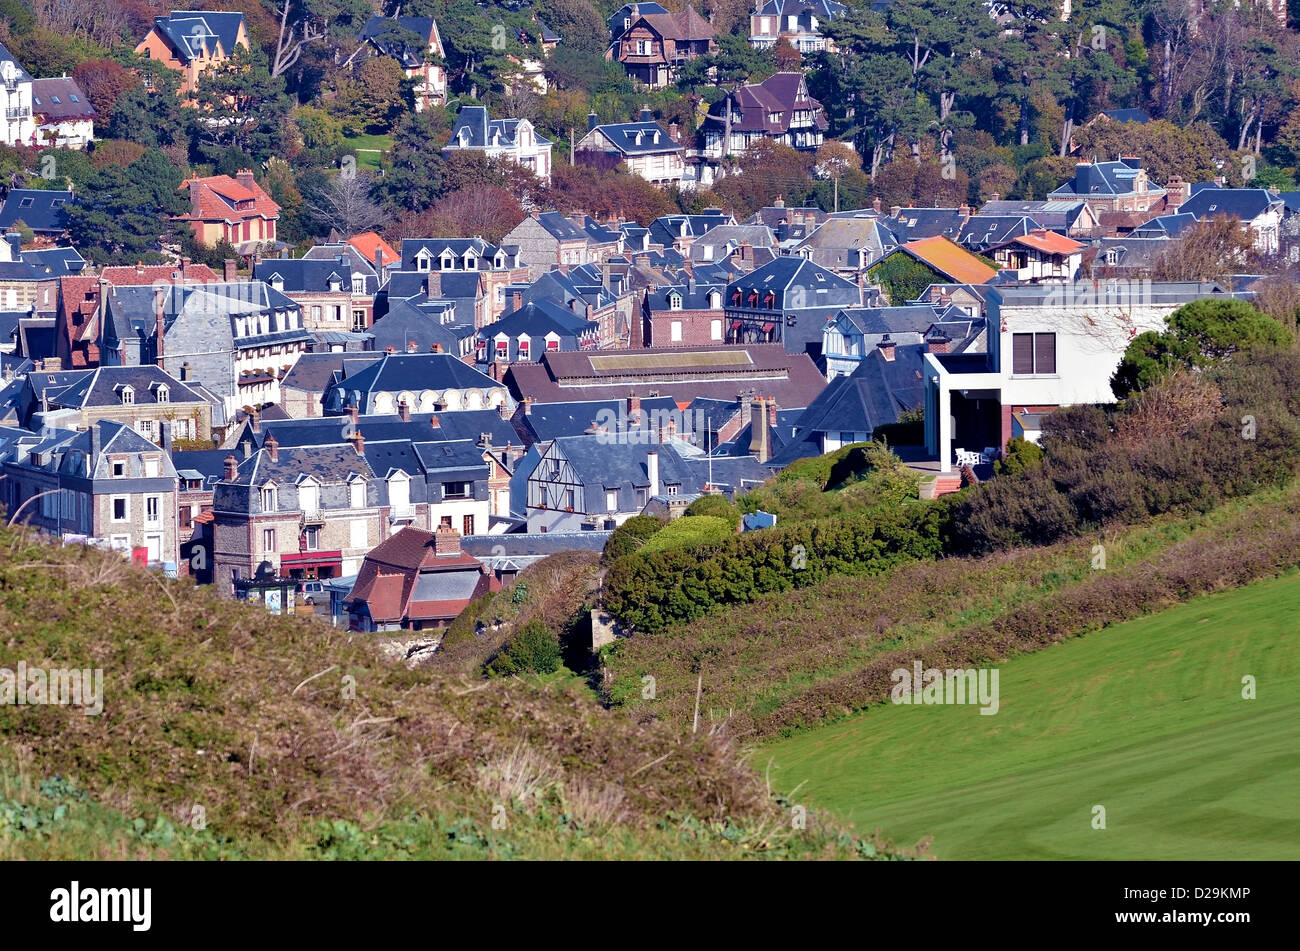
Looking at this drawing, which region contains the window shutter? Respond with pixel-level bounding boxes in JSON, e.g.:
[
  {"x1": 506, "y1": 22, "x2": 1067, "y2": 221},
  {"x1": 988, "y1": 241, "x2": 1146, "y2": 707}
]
[
  {"x1": 1034, "y1": 333, "x2": 1056, "y2": 374},
  {"x1": 1012, "y1": 334, "x2": 1034, "y2": 374}
]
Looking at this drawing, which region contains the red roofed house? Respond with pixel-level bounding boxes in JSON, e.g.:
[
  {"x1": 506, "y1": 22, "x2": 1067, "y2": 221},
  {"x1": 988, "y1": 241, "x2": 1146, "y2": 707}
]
[
  {"x1": 986, "y1": 229, "x2": 1085, "y2": 283},
  {"x1": 344, "y1": 525, "x2": 499, "y2": 632},
  {"x1": 347, "y1": 231, "x2": 399, "y2": 273},
  {"x1": 177, "y1": 170, "x2": 280, "y2": 253}
]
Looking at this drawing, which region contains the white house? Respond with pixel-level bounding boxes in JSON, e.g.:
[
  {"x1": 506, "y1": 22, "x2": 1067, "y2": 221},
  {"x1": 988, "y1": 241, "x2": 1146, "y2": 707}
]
[
  {"x1": 30, "y1": 77, "x2": 95, "y2": 149},
  {"x1": 575, "y1": 111, "x2": 684, "y2": 187},
  {"x1": 923, "y1": 281, "x2": 1252, "y2": 471},
  {"x1": 444, "y1": 105, "x2": 552, "y2": 185},
  {"x1": 0, "y1": 44, "x2": 36, "y2": 148}
]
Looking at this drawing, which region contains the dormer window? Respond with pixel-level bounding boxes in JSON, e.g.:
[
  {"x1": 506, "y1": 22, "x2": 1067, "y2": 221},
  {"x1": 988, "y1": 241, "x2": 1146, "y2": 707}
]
[
  {"x1": 270, "y1": 274, "x2": 283, "y2": 291},
  {"x1": 119, "y1": 385, "x2": 134, "y2": 405},
  {"x1": 352, "y1": 276, "x2": 365, "y2": 294},
  {"x1": 668, "y1": 292, "x2": 682, "y2": 310},
  {"x1": 441, "y1": 253, "x2": 453, "y2": 269},
  {"x1": 153, "y1": 384, "x2": 169, "y2": 404},
  {"x1": 261, "y1": 485, "x2": 277, "y2": 512}
]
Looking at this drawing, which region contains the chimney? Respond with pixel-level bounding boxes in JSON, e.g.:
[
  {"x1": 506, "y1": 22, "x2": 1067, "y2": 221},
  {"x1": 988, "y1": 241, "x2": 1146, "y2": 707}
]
[
  {"x1": 235, "y1": 168, "x2": 256, "y2": 191},
  {"x1": 639, "y1": 105, "x2": 652, "y2": 122},
  {"x1": 223, "y1": 258, "x2": 237, "y2": 282},
  {"x1": 990, "y1": 192, "x2": 1000, "y2": 201},
  {"x1": 773, "y1": 196, "x2": 785, "y2": 208},
  {"x1": 958, "y1": 204, "x2": 971, "y2": 218},
  {"x1": 242, "y1": 438, "x2": 252, "y2": 459},
  {"x1": 738, "y1": 241, "x2": 753, "y2": 263},
  {"x1": 872, "y1": 197, "x2": 882, "y2": 213},
  {"x1": 433, "y1": 343, "x2": 443, "y2": 353},
  {"x1": 1165, "y1": 177, "x2": 1190, "y2": 209},
  {"x1": 523, "y1": 396, "x2": 533, "y2": 416},
  {"x1": 498, "y1": 401, "x2": 511, "y2": 420},
  {"x1": 434, "y1": 523, "x2": 461, "y2": 556},
  {"x1": 890, "y1": 205, "x2": 902, "y2": 218},
  {"x1": 430, "y1": 414, "x2": 441, "y2": 430},
  {"x1": 767, "y1": 398, "x2": 778, "y2": 428},
  {"x1": 659, "y1": 416, "x2": 676, "y2": 444},
  {"x1": 154, "y1": 285, "x2": 165, "y2": 365},
  {"x1": 351, "y1": 428, "x2": 365, "y2": 455},
  {"x1": 374, "y1": 245, "x2": 384, "y2": 277},
  {"x1": 750, "y1": 397, "x2": 770, "y2": 463},
  {"x1": 180, "y1": 256, "x2": 191, "y2": 279},
  {"x1": 587, "y1": 110, "x2": 598, "y2": 132},
  {"x1": 160, "y1": 419, "x2": 173, "y2": 454},
  {"x1": 628, "y1": 391, "x2": 641, "y2": 422},
  {"x1": 223, "y1": 453, "x2": 238, "y2": 480},
  {"x1": 878, "y1": 334, "x2": 896, "y2": 361},
  {"x1": 407, "y1": 339, "x2": 418, "y2": 353},
  {"x1": 425, "y1": 272, "x2": 441, "y2": 297},
  {"x1": 925, "y1": 329, "x2": 951, "y2": 354},
  {"x1": 646, "y1": 449, "x2": 659, "y2": 498},
  {"x1": 738, "y1": 390, "x2": 752, "y2": 425},
  {"x1": 398, "y1": 399, "x2": 410, "y2": 422},
  {"x1": 669, "y1": 120, "x2": 679, "y2": 142},
  {"x1": 265, "y1": 433, "x2": 279, "y2": 462},
  {"x1": 250, "y1": 406, "x2": 260, "y2": 433},
  {"x1": 348, "y1": 404, "x2": 359, "y2": 426}
]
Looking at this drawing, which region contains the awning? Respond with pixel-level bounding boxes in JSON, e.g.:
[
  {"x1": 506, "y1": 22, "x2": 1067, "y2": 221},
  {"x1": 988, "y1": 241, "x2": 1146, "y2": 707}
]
[
  {"x1": 730, "y1": 320, "x2": 742, "y2": 329},
  {"x1": 281, "y1": 550, "x2": 342, "y2": 568},
  {"x1": 761, "y1": 323, "x2": 775, "y2": 333}
]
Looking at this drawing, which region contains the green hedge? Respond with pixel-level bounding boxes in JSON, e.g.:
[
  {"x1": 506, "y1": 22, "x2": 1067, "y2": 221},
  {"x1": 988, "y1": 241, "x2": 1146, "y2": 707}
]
[
  {"x1": 640, "y1": 516, "x2": 734, "y2": 554},
  {"x1": 604, "y1": 501, "x2": 951, "y2": 632}
]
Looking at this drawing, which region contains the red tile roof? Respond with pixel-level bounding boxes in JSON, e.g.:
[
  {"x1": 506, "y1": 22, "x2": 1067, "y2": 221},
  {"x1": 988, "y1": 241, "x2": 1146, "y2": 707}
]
[
  {"x1": 1009, "y1": 230, "x2": 1086, "y2": 255},
  {"x1": 348, "y1": 232, "x2": 399, "y2": 268},
  {"x1": 178, "y1": 172, "x2": 280, "y2": 224},
  {"x1": 900, "y1": 236, "x2": 998, "y2": 285}
]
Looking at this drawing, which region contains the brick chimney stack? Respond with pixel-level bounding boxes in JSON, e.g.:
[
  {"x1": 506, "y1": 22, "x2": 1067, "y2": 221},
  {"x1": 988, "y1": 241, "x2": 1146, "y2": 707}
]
[
  {"x1": 498, "y1": 401, "x2": 512, "y2": 420},
  {"x1": 628, "y1": 391, "x2": 641, "y2": 422},
  {"x1": 235, "y1": 168, "x2": 256, "y2": 191},
  {"x1": 878, "y1": 334, "x2": 896, "y2": 361},
  {"x1": 523, "y1": 396, "x2": 533, "y2": 416},
  {"x1": 750, "y1": 396, "x2": 770, "y2": 463},
  {"x1": 767, "y1": 398, "x2": 778, "y2": 428},
  {"x1": 430, "y1": 414, "x2": 441, "y2": 430},
  {"x1": 926, "y1": 329, "x2": 951, "y2": 354},
  {"x1": 250, "y1": 406, "x2": 260, "y2": 433},
  {"x1": 223, "y1": 258, "x2": 237, "y2": 282},
  {"x1": 407, "y1": 340, "x2": 418, "y2": 353},
  {"x1": 223, "y1": 454, "x2": 238, "y2": 480},
  {"x1": 872, "y1": 197, "x2": 882, "y2": 213},
  {"x1": 265, "y1": 433, "x2": 279, "y2": 462},
  {"x1": 434, "y1": 523, "x2": 461, "y2": 556},
  {"x1": 398, "y1": 399, "x2": 410, "y2": 422},
  {"x1": 348, "y1": 404, "x2": 359, "y2": 426},
  {"x1": 351, "y1": 428, "x2": 365, "y2": 455}
]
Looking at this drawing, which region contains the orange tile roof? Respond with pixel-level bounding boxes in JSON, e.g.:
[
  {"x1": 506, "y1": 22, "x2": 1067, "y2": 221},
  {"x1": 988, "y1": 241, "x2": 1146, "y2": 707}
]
[
  {"x1": 1011, "y1": 230, "x2": 1085, "y2": 255},
  {"x1": 178, "y1": 173, "x2": 280, "y2": 224},
  {"x1": 99, "y1": 263, "x2": 221, "y2": 285},
  {"x1": 348, "y1": 232, "x2": 399, "y2": 268},
  {"x1": 900, "y1": 236, "x2": 997, "y2": 285}
]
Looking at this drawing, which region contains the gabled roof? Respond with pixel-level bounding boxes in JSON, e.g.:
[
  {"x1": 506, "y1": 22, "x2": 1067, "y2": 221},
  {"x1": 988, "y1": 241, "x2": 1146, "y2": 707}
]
[
  {"x1": 347, "y1": 232, "x2": 400, "y2": 269},
  {"x1": 445, "y1": 105, "x2": 550, "y2": 151},
  {"x1": 586, "y1": 121, "x2": 683, "y2": 156},
  {"x1": 30, "y1": 77, "x2": 96, "y2": 121},
  {"x1": 704, "y1": 73, "x2": 825, "y2": 136},
  {"x1": 21, "y1": 246, "x2": 85, "y2": 278},
  {"x1": 368, "y1": 298, "x2": 475, "y2": 354},
  {"x1": 895, "y1": 237, "x2": 997, "y2": 285},
  {"x1": 999, "y1": 230, "x2": 1085, "y2": 256},
  {"x1": 1129, "y1": 213, "x2": 1197, "y2": 238},
  {"x1": 630, "y1": 7, "x2": 715, "y2": 42},
  {"x1": 254, "y1": 257, "x2": 353, "y2": 293},
  {"x1": 151, "y1": 11, "x2": 246, "y2": 62},
  {"x1": 0, "y1": 42, "x2": 34, "y2": 83},
  {"x1": 1178, "y1": 188, "x2": 1283, "y2": 222},
  {"x1": 956, "y1": 215, "x2": 1040, "y2": 249},
  {"x1": 479, "y1": 299, "x2": 599, "y2": 339},
  {"x1": 609, "y1": 2, "x2": 670, "y2": 40},
  {"x1": 179, "y1": 174, "x2": 280, "y2": 223},
  {"x1": 879, "y1": 207, "x2": 967, "y2": 241},
  {"x1": 31, "y1": 365, "x2": 205, "y2": 411},
  {"x1": 1049, "y1": 159, "x2": 1164, "y2": 199},
  {"x1": 329, "y1": 352, "x2": 499, "y2": 403}
]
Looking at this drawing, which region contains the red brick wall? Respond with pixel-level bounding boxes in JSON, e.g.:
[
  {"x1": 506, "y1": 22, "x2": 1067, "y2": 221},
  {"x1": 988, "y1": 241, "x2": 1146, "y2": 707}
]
[{"x1": 645, "y1": 309, "x2": 724, "y2": 347}]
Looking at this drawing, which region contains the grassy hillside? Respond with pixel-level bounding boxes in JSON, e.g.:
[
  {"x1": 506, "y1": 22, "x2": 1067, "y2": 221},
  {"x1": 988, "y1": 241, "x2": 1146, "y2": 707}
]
[
  {"x1": 602, "y1": 482, "x2": 1300, "y2": 738},
  {"x1": 0, "y1": 525, "x2": 915, "y2": 861},
  {"x1": 761, "y1": 570, "x2": 1300, "y2": 860}
]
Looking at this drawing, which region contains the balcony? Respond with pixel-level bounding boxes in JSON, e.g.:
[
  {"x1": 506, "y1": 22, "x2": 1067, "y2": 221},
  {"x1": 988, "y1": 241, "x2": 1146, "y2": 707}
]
[{"x1": 5, "y1": 107, "x2": 30, "y2": 120}]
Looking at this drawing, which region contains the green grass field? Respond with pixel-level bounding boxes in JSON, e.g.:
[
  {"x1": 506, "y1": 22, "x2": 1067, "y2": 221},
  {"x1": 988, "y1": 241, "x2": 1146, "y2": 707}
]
[
  {"x1": 762, "y1": 570, "x2": 1300, "y2": 859},
  {"x1": 342, "y1": 133, "x2": 393, "y2": 172}
]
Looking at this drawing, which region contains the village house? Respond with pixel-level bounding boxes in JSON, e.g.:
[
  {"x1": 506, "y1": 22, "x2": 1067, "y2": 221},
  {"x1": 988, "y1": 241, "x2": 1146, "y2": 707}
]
[
  {"x1": 476, "y1": 300, "x2": 600, "y2": 369},
  {"x1": 0, "y1": 189, "x2": 71, "y2": 245},
  {"x1": 822, "y1": 304, "x2": 983, "y2": 381},
  {"x1": 30, "y1": 76, "x2": 95, "y2": 149},
  {"x1": 1176, "y1": 187, "x2": 1286, "y2": 255},
  {"x1": 748, "y1": 0, "x2": 847, "y2": 53},
  {"x1": 401, "y1": 237, "x2": 530, "y2": 322},
  {"x1": 1047, "y1": 157, "x2": 1166, "y2": 217},
  {"x1": 302, "y1": 241, "x2": 389, "y2": 330},
  {"x1": 575, "y1": 109, "x2": 685, "y2": 186},
  {"x1": 724, "y1": 256, "x2": 861, "y2": 357},
  {"x1": 177, "y1": 171, "x2": 281, "y2": 254},
  {"x1": 700, "y1": 73, "x2": 826, "y2": 178},
  {"x1": 135, "y1": 11, "x2": 250, "y2": 96},
  {"x1": 609, "y1": 6, "x2": 715, "y2": 88},
  {"x1": 345, "y1": 525, "x2": 499, "y2": 632},
  {"x1": 640, "y1": 281, "x2": 727, "y2": 347},
  {"x1": 358, "y1": 16, "x2": 447, "y2": 111},
  {"x1": 985, "y1": 230, "x2": 1086, "y2": 282},
  {"x1": 443, "y1": 105, "x2": 552, "y2": 185},
  {"x1": 321, "y1": 351, "x2": 507, "y2": 415},
  {"x1": 503, "y1": 212, "x2": 595, "y2": 279},
  {"x1": 20, "y1": 364, "x2": 212, "y2": 445},
  {"x1": 923, "y1": 281, "x2": 1253, "y2": 472},
  {"x1": 254, "y1": 256, "x2": 359, "y2": 333},
  {"x1": 2, "y1": 420, "x2": 181, "y2": 568},
  {"x1": 97, "y1": 279, "x2": 312, "y2": 418}
]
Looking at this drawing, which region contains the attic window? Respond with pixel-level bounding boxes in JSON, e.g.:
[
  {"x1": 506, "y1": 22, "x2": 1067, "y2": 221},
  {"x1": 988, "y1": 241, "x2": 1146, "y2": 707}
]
[
  {"x1": 18, "y1": 198, "x2": 32, "y2": 208},
  {"x1": 69, "y1": 94, "x2": 79, "y2": 103},
  {"x1": 1208, "y1": 204, "x2": 1217, "y2": 212},
  {"x1": 119, "y1": 385, "x2": 134, "y2": 405},
  {"x1": 50, "y1": 95, "x2": 61, "y2": 105}
]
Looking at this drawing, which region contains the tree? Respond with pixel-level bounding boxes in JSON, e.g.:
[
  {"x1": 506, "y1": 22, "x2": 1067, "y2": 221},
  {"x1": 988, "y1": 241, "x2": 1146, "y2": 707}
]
[
  {"x1": 303, "y1": 171, "x2": 384, "y2": 237},
  {"x1": 538, "y1": 0, "x2": 607, "y2": 57},
  {"x1": 88, "y1": 140, "x2": 146, "y2": 172},
  {"x1": 64, "y1": 148, "x2": 188, "y2": 265},
  {"x1": 381, "y1": 111, "x2": 447, "y2": 213},
  {"x1": 1151, "y1": 215, "x2": 1259, "y2": 284},
  {"x1": 71, "y1": 59, "x2": 139, "y2": 118},
  {"x1": 106, "y1": 60, "x2": 186, "y2": 149},
  {"x1": 426, "y1": 185, "x2": 526, "y2": 243},
  {"x1": 1111, "y1": 298, "x2": 1291, "y2": 397},
  {"x1": 713, "y1": 140, "x2": 813, "y2": 218},
  {"x1": 771, "y1": 37, "x2": 802, "y2": 72},
  {"x1": 333, "y1": 57, "x2": 407, "y2": 134},
  {"x1": 190, "y1": 45, "x2": 293, "y2": 164}
]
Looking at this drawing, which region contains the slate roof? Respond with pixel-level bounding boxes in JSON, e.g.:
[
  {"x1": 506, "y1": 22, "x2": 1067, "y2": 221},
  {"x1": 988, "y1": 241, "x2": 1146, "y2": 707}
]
[
  {"x1": 478, "y1": 299, "x2": 599, "y2": 340},
  {"x1": 1129, "y1": 213, "x2": 1198, "y2": 238},
  {"x1": 1178, "y1": 188, "x2": 1283, "y2": 222},
  {"x1": 0, "y1": 42, "x2": 34, "y2": 83},
  {"x1": 0, "y1": 190, "x2": 72, "y2": 233},
  {"x1": 643, "y1": 282, "x2": 726, "y2": 311},
  {"x1": 586, "y1": 121, "x2": 682, "y2": 156},
  {"x1": 27, "y1": 366, "x2": 206, "y2": 419},
  {"x1": 360, "y1": 15, "x2": 440, "y2": 67},
  {"x1": 446, "y1": 105, "x2": 549, "y2": 150},
  {"x1": 241, "y1": 409, "x2": 515, "y2": 451},
  {"x1": 795, "y1": 216, "x2": 896, "y2": 268},
  {"x1": 703, "y1": 72, "x2": 826, "y2": 136},
  {"x1": 281, "y1": 353, "x2": 378, "y2": 393},
  {"x1": 957, "y1": 215, "x2": 1041, "y2": 250},
  {"x1": 535, "y1": 211, "x2": 588, "y2": 242},
  {"x1": 878, "y1": 207, "x2": 967, "y2": 241},
  {"x1": 226, "y1": 443, "x2": 373, "y2": 486},
  {"x1": 649, "y1": 211, "x2": 733, "y2": 247},
  {"x1": 20, "y1": 246, "x2": 85, "y2": 277},
  {"x1": 254, "y1": 257, "x2": 352, "y2": 293},
  {"x1": 754, "y1": 0, "x2": 847, "y2": 16},
  {"x1": 153, "y1": 11, "x2": 246, "y2": 61},
  {"x1": 517, "y1": 396, "x2": 681, "y2": 442},
  {"x1": 30, "y1": 77, "x2": 96, "y2": 120},
  {"x1": 1049, "y1": 159, "x2": 1164, "y2": 199},
  {"x1": 369, "y1": 298, "x2": 475, "y2": 354},
  {"x1": 326, "y1": 352, "x2": 499, "y2": 408},
  {"x1": 609, "y1": 2, "x2": 670, "y2": 39}
]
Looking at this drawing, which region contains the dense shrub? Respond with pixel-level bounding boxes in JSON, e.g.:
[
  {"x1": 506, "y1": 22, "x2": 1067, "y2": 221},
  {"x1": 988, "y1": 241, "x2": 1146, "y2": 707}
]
[
  {"x1": 683, "y1": 494, "x2": 739, "y2": 524},
  {"x1": 641, "y1": 516, "x2": 734, "y2": 554},
  {"x1": 605, "y1": 500, "x2": 951, "y2": 632},
  {"x1": 994, "y1": 437, "x2": 1044, "y2": 475},
  {"x1": 602, "y1": 514, "x2": 666, "y2": 562},
  {"x1": 486, "y1": 619, "x2": 562, "y2": 676}
]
